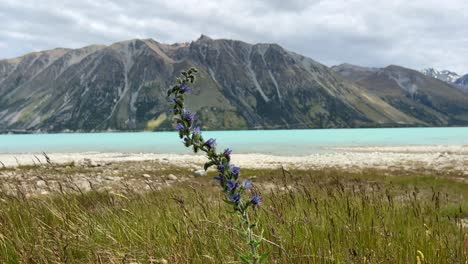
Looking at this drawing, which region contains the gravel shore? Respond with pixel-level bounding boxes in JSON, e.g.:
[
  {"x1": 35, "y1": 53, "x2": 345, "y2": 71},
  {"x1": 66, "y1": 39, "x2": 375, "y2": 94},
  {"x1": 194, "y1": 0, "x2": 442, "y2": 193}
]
[
  {"x1": 1, "y1": 144, "x2": 467, "y2": 172},
  {"x1": 0, "y1": 145, "x2": 466, "y2": 197}
]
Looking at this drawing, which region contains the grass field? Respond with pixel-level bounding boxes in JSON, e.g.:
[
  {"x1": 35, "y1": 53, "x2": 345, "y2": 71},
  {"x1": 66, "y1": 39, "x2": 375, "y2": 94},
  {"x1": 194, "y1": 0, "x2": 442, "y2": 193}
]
[{"x1": 0, "y1": 166, "x2": 467, "y2": 263}]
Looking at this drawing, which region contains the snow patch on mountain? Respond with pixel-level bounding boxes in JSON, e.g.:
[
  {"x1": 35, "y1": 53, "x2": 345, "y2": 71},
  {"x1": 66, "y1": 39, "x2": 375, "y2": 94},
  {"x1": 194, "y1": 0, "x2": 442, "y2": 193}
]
[{"x1": 421, "y1": 68, "x2": 460, "y2": 83}]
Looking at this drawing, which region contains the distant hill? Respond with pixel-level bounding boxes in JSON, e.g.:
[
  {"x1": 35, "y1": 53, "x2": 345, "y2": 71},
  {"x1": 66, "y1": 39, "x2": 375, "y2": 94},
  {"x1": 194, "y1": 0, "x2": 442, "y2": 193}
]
[
  {"x1": 332, "y1": 64, "x2": 468, "y2": 126},
  {"x1": 0, "y1": 35, "x2": 427, "y2": 132}
]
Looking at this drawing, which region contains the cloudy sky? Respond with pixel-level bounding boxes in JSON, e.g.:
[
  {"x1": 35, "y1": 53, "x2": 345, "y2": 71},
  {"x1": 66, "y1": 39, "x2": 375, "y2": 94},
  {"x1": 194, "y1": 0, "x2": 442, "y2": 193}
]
[{"x1": 1, "y1": 0, "x2": 467, "y2": 73}]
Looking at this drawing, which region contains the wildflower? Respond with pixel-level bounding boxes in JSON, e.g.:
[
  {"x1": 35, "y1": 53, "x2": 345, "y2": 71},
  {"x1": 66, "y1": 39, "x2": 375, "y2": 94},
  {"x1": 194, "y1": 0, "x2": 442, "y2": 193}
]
[
  {"x1": 217, "y1": 164, "x2": 225, "y2": 172},
  {"x1": 192, "y1": 127, "x2": 201, "y2": 136},
  {"x1": 230, "y1": 164, "x2": 240, "y2": 176},
  {"x1": 229, "y1": 192, "x2": 241, "y2": 204},
  {"x1": 241, "y1": 180, "x2": 252, "y2": 190},
  {"x1": 226, "y1": 179, "x2": 239, "y2": 192},
  {"x1": 168, "y1": 68, "x2": 263, "y2": 262},
  {"x1": 179, "y1": 83, "x2": 192, "y2": 93},
  {"x1": 250, "y1": 195, "x2": 262, "y2": 206},
  {"x1": 180, "y1": 109, "x2": 195, "y2": 122},
  {"x1": 205, "y1": 138, "x2": 216, "y2": 149},
  {"x1": 223, "y1": 148, "x2": 232, "y2": 157},
  {"x1": 175, "y1": 122, "x2": 185, "y2": 131},
  {"x1": 214, "y1": 174, "x2": 224, "y2": 183}
]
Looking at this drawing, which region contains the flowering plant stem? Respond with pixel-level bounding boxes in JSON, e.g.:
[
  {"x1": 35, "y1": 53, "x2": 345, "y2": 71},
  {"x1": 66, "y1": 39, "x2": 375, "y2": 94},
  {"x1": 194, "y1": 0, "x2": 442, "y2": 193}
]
[{"x1": 167, "y1": 68, "x2": 265, "y2": 263}]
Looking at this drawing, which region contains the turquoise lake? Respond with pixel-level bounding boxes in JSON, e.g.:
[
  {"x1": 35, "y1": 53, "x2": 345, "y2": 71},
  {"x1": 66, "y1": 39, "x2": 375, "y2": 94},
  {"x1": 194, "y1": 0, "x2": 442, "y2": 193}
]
[{"x1": 0, "y1": 127, "x2": 467, "y2": 155}]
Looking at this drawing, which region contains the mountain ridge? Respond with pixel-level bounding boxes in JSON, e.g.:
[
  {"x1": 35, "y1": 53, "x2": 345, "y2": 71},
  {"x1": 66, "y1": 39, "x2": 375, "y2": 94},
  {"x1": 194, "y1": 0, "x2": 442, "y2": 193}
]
[
  {"x1": 0, "y1": 36, "x2": 466, "y2": 133},
  {"x1": 332, "y1": 63, "x2": 468, "y2": 126}
]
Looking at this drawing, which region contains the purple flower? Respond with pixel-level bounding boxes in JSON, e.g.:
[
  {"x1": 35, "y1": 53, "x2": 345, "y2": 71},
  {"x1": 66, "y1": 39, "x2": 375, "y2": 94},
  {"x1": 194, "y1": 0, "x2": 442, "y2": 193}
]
[
  {"x1": 180, "y1": 83, "x2": 192, "y2": 93},
  {"x1": 226, "y1": 179, "x2": 239, "y2": 192},
  {"x1": 172, "y1": 97, "x2": 177, "y2": 103},
  {"x1": 192, "y1": 127, "x2": 201, "y2": 136},
  {"x1": 205, "y1": 138, "x2": 216, "y2": 149},
  {"x1": 214, "y1": 174, "x2": 224, "y2": 183},
  {"x1": 230, "y1": 164, "x2": 240, "y2": 175},
  {"x1": 241, "y1": 180, "x2": 252, "y2": 190},
  {"x1": 176, "y1": 122, "x2": 185, "y2": 131},
  {"x1": 250, "y1": 195, "x2": 262, "y2": 206},
  {"x1": 180, "y1": 109, "x2": 195, "y2": 122},
  {"x1": 223, "y1": 148, "x2": 232, "y2": 157},
  {"x1": 217, "y1": 164, "x2": 225, "y2": 172},
  {"x1": 229, "y1": 193, "x2": 241, "y2": 204}
]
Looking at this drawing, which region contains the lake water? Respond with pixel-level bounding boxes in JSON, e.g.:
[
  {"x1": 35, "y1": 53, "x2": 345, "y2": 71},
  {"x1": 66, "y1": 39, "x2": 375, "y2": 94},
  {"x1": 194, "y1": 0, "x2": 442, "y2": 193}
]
[{"x1": 0, "y1": 127, "x2": 467, "y2": 155}]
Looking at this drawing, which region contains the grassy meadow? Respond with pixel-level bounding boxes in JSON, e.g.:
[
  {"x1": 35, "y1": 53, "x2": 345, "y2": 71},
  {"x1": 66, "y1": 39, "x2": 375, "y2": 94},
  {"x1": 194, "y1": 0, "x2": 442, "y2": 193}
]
[{"x1": 0, "y1": 165, "x2": 467, "y2": 263}]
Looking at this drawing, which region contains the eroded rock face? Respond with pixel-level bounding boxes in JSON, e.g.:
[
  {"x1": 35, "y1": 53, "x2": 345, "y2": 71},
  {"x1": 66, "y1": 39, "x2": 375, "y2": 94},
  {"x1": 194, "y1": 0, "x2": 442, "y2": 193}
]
[{"x1": 0, "y1": 36, "x2": 433, "y2": 132}]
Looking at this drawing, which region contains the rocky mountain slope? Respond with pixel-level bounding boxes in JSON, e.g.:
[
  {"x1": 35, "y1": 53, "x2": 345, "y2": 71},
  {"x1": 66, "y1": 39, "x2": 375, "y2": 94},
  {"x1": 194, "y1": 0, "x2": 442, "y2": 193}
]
[
  {"x1": 454, "y1": 74, "x2": 468, "y2": 92},
  {"x1": 333, "y1": 64, "x2": 468, "y2": 126},
  {"x1": 0, "y1": 36, "x2": 423, "y2": 132}
]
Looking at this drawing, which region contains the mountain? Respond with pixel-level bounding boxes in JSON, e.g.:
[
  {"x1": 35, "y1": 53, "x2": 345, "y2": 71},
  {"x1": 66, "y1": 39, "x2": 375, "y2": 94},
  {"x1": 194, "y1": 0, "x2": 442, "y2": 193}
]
[
  {"x1": 454, "y1": 74, "x2": 468, "y2": 92},
  {"x1": 332, "y1": 64, "x2": 468, "y2": 126},
  {"x1": 421, "y1": 68, "x2": 468, "y2": 93},
  {"x1": 421, "y1": 68, "x2": 460, "y2": 83},
  {"x1": 0, "y1": 35, "x2": 424, "y2": 132}
]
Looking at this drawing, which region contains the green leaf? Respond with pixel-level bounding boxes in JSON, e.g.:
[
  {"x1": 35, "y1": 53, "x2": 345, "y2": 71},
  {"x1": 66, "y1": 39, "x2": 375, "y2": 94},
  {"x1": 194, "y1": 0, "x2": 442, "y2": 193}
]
[
  {"x1": 204, "y1": 161, "x2": 214, "y2": 171},
  {"x1": 252, "y1": 240, "x2": 262, "y2": 247},
  {"x1": 238, "y1": 253, "x2": 251, "y2": 263}
]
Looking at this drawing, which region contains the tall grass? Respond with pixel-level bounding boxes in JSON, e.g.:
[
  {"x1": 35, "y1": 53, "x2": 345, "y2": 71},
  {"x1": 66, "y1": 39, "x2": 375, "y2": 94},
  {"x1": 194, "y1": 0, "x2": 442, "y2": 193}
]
[{"x1": 0, "y1": 168, "x2": 466, "y2": 263}]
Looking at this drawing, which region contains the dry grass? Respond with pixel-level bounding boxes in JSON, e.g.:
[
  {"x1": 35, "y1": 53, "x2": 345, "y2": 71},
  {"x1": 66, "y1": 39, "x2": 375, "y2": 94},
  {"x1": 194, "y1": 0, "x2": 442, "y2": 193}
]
[{"x1": 0, "y1": 167, "x2": 467, "y2": 263}]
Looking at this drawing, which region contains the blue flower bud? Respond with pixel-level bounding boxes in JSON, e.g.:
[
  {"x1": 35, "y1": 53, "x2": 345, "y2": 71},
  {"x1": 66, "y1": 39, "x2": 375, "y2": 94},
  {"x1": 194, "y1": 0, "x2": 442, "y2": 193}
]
[
  {"x1": 176, "y1": 122, "x2": 185, "y2": 131},
  {"x1": 192, "y1": 127, "x2": 202, "y2": 136},
  {"x1": 250, "y1": 195, "x2": 262, "y2": 206},
  {"x1": 230, "y1": 164, "x2": 240, "y2": 175},
  {"x1": 241, "y1": 180, "x2": 252, "y2": 190},
  {"x1": 180, "y1": 83, "x2": 192, "y2": 93},
  {"x1": 223, "y1": 148, "x2": 232, "y2": 157},
  {"x1": 226, "y1": 179, "x2": 239, "y2": 192},
  {"x1": 180, "y1": 108, "x2": 195, "y2": 122},
  {"x1": 214, "y1": 174, "x2": 224, "y2": 183},
  {"x1": 205, "y1": 138, "x2": 216, "y2": 149},
  {"x1": 229, "y1": 193, "x2": 241, "y2": 204},
  {"x1": 217, "y1": 164, "x2": 225, "y2": 172}
]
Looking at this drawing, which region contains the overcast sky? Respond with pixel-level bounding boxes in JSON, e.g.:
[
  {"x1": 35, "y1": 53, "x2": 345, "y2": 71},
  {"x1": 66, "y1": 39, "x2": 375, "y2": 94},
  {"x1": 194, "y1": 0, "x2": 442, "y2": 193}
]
[{"x1": 1, "y1": 0, "x2": 467, "y2": 73}]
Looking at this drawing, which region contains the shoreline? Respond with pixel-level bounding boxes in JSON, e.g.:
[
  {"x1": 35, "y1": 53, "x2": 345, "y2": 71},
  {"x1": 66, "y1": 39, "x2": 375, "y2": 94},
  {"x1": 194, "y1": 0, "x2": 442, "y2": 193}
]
[
  {"x1": 0, "y1": 144, "x2": 467, "y2": 173},
  {"x1": 1, "y1": 145, "x2": 466, "y2": 197}
]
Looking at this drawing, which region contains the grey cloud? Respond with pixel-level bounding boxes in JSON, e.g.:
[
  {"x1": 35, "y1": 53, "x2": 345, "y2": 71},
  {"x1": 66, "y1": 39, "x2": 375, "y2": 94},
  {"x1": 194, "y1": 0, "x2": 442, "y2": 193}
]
[{"x1": 0, "y1": 0, "x2": 467, "y2": 73}]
